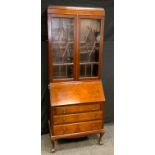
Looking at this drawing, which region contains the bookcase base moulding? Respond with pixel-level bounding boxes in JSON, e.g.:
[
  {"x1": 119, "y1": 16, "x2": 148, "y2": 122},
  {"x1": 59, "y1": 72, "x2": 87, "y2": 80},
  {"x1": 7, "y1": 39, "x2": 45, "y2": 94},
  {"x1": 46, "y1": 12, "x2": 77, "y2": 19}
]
[{"x1": 47, "y1": 6, "x2": 105, "y2": 152}]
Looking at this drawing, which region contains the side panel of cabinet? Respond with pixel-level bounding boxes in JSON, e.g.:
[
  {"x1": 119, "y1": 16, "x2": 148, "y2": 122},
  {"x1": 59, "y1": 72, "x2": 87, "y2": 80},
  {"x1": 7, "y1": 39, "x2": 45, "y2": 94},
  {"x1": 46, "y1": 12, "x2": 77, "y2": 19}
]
[
  {"x1": 77, "y1": 15, "x2": 104, "y2": 80},
  {"x1": 48, "y1": 14, "x2": 77, "y2": 82}
]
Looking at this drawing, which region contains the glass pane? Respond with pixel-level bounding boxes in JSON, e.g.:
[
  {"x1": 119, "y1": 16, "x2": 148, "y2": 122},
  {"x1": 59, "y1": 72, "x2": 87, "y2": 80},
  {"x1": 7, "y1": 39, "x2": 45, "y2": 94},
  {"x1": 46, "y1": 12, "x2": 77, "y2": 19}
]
[
  {"x1": 80, "y1": 19, "x2": 101, "y2": 78},
  {"x1": 51, "y1": 18, "x2": 74, "y2": 79}
]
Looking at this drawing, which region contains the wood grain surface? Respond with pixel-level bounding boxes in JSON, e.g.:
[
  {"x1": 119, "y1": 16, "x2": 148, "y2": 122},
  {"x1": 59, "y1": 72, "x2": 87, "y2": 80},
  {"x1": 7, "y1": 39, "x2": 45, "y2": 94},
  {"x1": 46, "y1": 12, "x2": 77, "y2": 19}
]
[
  {"x1": 53, "y1": 120, "x2": 103, "y2": 135},
  {"x1": 53, "y1": 111, "x2": 103, "y2": 125},
  {"x1": 49, "y1": 80, "x2": 105, "y2": 106}
]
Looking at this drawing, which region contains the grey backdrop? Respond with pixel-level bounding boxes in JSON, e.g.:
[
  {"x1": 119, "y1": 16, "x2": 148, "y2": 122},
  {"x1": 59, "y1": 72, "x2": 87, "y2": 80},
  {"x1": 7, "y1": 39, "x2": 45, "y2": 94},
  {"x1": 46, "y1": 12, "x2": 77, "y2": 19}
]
[{"x1": 41, "y1": 0, "x2": 114, "y2": 134}]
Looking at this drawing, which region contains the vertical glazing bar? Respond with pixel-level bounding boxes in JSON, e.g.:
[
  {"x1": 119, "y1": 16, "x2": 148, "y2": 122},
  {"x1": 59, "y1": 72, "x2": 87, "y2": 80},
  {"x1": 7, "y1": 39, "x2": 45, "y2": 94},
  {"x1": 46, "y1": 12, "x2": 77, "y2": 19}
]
[
  {"x1": 75, "y1": 14, "x2": 80, "y2": 80},
  {"x1": 85, "y1": 64, "x2": 87, "y2": 76},
  {"x1": 91, "y1": 64, "x2": 93, "y2": 76},
  {"x1": 48, "y1": 14, "x2": 53, "y2": 82},
  {"x1": 66, "y1": 65, "x2": 67, "y2": 77},
  {"x1": 98, "y1": 18, "x2": 104, "y2": 78},
  {"x1": 59, "y1": 65, "x2": 61, "y2": 77}
]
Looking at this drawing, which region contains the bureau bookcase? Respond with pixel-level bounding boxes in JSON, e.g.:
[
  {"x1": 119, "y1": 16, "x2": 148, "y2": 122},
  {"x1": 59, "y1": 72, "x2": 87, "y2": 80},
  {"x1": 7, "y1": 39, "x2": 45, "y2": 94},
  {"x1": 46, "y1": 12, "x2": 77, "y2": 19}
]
[{"x1": 47, "y1": 6, "x2": 105, "y2": 152}]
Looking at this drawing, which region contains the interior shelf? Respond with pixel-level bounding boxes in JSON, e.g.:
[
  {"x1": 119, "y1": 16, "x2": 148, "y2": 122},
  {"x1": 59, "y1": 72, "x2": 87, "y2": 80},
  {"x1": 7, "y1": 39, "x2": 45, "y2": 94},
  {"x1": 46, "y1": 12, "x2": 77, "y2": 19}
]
[
  {"x1": 53, "y1": 63, "x2": 73, "y2": 66},
  {"x1": 80, "y1": 62, "x2": 98, "y2": 65}
]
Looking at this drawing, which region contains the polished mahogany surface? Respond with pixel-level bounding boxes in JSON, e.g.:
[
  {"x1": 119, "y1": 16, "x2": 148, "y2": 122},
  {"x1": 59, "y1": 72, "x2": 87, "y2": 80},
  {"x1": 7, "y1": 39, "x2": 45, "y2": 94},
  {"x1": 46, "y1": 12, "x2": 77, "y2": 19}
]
[
  {"x1": 48, "y1": 6, "x2": 105, "y2": 16},
  {"x1": 53, "y1": 111, "x2": 103, "y2": 125},
  {"x1": 53, "y1": 120, "x2": 103, "y2": 136},
  {"x1": 49, "y1": 80, "x2": 105, "y2": 106},
  {"x1": 48, "y1": 6, "x2": 104, "y2": 83},
  {"x1": 47, "y1": 6, "x2": 105, "y2": 152},
  {"x1": 53, "y1": 103, "x2": 101, "y2": 115}
]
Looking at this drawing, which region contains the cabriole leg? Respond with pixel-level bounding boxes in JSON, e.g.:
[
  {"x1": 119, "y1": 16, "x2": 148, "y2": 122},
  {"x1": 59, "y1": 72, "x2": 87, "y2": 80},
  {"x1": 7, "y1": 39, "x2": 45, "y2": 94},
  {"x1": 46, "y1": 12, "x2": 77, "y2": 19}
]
[
  {"x1": 51, "y1": 140, "x2": 56, "y2": 153},
  {"x1": 99, "y1": 132, "x2": 104, "y2": 145}
]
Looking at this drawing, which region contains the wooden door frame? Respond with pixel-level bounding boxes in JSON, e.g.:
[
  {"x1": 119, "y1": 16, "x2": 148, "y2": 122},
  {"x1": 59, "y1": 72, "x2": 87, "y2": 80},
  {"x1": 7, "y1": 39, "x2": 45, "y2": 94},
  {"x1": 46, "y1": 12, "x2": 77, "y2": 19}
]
[
  {"x1": 76, "y1": 15, "x2": 104, "y2": 81},
  {"x1": 48, "y1": 14, "x2": 77, "y2": 83},
  {"x1": 48, "y1": 14, "x2": 104, "y2": 82}
]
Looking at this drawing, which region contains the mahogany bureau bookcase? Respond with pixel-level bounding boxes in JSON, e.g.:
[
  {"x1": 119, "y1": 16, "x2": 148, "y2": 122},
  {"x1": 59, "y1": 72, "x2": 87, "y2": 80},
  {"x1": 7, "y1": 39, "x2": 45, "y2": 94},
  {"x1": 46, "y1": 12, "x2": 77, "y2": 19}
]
[{"x1": 47, "y1": 5, "x2": 105, "y2": 152}]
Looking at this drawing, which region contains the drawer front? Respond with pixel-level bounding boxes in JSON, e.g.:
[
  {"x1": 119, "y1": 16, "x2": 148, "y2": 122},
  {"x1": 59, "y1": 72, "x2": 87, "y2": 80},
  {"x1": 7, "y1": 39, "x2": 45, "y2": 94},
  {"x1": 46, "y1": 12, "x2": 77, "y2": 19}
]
[
  {"x1": 53, "y1": 103, "x2": 101, "y2": 115},
  {"x1": 53, "y1": 120, "x2": 103, "y2": 136},
  {"x1": 53, "y1": 111, "x2": 103, "y2": 125}
]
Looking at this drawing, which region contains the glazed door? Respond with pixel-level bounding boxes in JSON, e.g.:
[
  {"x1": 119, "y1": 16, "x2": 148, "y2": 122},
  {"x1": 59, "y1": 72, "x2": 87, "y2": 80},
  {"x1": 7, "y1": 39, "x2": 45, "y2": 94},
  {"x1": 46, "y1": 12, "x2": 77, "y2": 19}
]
[
  {"x1": 78, "y1": 16, "x2": 103, "y2": 79},
  {"x1": 48, "y1": 15, "x2": 76, "y2": 81}
]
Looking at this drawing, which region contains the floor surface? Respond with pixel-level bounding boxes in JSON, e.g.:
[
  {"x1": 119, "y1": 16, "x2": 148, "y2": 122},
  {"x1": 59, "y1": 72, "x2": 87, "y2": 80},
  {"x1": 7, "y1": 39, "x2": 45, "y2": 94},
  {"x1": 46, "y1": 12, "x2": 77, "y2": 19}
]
[{"x1": 41, "y1": 123, "x2": 114, "y2": 155}]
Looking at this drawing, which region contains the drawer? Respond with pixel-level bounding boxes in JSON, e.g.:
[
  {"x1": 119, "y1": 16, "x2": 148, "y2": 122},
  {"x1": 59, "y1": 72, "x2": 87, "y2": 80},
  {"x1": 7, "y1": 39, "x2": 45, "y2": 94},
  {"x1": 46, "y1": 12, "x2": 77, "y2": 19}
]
[
  {"x1": 53, "y1": 120, "x2": 103, "y2": 136},
  {"x1": 53, "y1": 103, "x2": 101, "y2": 115},
  {"x1": 53, "y1": 111, "x2": 103, "y2": 125}
]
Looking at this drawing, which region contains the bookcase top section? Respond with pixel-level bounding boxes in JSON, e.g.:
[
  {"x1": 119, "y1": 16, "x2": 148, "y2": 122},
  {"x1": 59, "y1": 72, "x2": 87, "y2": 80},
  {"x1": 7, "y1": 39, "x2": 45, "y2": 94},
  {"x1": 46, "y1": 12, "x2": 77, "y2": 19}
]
[
  {"x1": 49, "y1": 80, "x2": 105, "y2": 106},
  {"x1": 48, "y1": 5, "x2": 105, "y2": 16}
]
